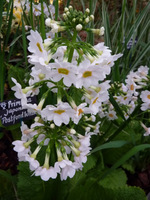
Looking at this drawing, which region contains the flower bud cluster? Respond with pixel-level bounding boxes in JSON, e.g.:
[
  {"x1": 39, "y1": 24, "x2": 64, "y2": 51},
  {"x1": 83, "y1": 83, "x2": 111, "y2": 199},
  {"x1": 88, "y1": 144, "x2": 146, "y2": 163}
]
[{"x1": 62, "y1": 6, "x2": 94, "y2": 32}]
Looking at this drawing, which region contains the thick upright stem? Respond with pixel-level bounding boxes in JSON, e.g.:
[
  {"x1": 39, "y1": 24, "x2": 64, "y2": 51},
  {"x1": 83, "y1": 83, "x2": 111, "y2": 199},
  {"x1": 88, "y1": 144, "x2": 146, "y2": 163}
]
[{"x1": 68, "y1": 31, "x2": 77, "y2": 63}]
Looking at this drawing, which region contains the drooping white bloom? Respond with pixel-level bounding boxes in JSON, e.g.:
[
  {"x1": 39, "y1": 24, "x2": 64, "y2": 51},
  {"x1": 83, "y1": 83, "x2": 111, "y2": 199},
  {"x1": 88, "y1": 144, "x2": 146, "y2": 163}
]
[
  {"x1": 34, "y1": 164, "x2": 60, "y2": 181},
  {"x1": 11, "y1": 78, "x2": 30, "y2": 105}
]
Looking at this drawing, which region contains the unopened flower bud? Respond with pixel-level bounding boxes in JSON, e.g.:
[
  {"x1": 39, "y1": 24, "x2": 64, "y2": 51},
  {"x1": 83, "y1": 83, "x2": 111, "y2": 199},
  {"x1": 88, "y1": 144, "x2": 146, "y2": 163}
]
[
  {"x1": 69, "y1": 5, "x2": 73, "y2": 10},
  {"x1": 85, "y1": 17, "x2": 89, "y2": 23},
  {"x1": 63, "y1": 13, "x2": 67, "y2": 20},
  {"x1": 50, "y1": 123, "x2": 55, "y2": 129},
  {"x1": 99, "y1": 26, "x2": 105, "y2": 36},
  {"x1": 85, "y1": 8, "x2": 90, "y2": 14},
  {"x1": 64, "y1": 7, "x2": 69, "y2": 12},
  {"x1": 72, "y1": 18, "x2": 76, "y2": 22},
  {"x1": 66, "y1": 11, "x2": 70, "y2": 16},
  {"x1": 70, "y1": 128, "x2": 76, "y2": 134},
  {"x1": 45, "y1": 18, "x2": 51, "y2": 27},
  {"x1": 76, "y1": 24, "x2": 82, "y2": 31},
  {"x1": 90, "y1": 15, "x2": 94, "y2": 21}
]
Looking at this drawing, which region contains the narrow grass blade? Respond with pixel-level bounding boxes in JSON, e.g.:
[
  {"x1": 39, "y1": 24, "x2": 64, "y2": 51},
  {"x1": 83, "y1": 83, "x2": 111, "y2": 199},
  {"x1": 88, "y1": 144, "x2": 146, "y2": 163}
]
[
  {"x1": 109, "y1": 94, "x2": 126, "y2": 120},
  {"x1": 40, "y1": 0, "x2": 46, "y2": 40},
  {"x1": 4, "y1": 1, "x2": 13, "y2": 48},
  {"x1": 0, "y1": 0, "x2": 3, "y2": 32},
  {"x1": 0, "y1": 45, "x2": 5, "y2": 101},
  {"x1": 22, "y1": 17, "x2": 28, "y2": 67},
  {"x1": 102, "y1": 0, "x2": 111, "y2": 48},
  {"x1": 66, "y1": 0, "x2": 71, "y2": 7},
  {"x1": 30, "y1": 0, "x2": 34, "y2": 30},
  {"x1": 54, "y1": 0, "x2": 59, "y2": 21}
]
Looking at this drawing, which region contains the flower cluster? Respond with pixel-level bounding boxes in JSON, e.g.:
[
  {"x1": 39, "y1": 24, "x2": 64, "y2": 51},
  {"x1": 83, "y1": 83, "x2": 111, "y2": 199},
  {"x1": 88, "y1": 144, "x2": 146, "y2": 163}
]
[
  {"x1": 12, "y1": 6, "x2": 124, "y2": 181},
  {"x1": 110, "y1": 66, "x2": 150, "y2": 119}
]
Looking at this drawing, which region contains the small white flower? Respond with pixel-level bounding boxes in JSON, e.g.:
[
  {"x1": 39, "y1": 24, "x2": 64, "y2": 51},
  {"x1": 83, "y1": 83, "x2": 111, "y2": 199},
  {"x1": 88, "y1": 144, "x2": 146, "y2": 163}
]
[
  {"x1": 106, "y1": 110, "x2": 118, "y2": 120},
  {"x1": 51, "y1": 61, "x2": 77, "y2": 87},
  {"x1": 11, "y1": 78, "x2": 28, "y2": 105},
  {"x1": 41, "y1": 102, "x2": 75, "y2": 126}
]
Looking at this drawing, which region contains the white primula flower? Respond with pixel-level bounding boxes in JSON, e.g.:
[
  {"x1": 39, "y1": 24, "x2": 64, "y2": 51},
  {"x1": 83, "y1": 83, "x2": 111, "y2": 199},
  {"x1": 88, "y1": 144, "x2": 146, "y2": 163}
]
[
  {"x1": 73, "y1": 103, "x2": 89, "y2": 124},
  {"x1": 51, "y1": 61, "x2": 77, "y2": 87},
  {"x1": 76, "y1": 59, "x2": 103, "y2": 88},
  {"x1": 55, "y1": 159, "x2": 80, "y2": 180},
  {"x1": 41, "y1": 102, "x2": 75, "y2": 126},
  {"x1": 140, "y1": 90, "x2": 150, "y2": 111},
  {"x1": 141, "y1": 122, "x2": 150, "y2": 136},
  {"x1": 137, "y1": 66, "x2": 149, "y2": 79},
  {"x1": 106, "y1": 110, "x2": 118, "y2": 120},
  {"x1": 27, "y1": 30, "x2": 51, "y2": 66},
  {"x1": 140, "y1": 90, "x2": 150, "y2": 103},
  {"x1": 34, "y1": 164, "x2": 60, "y2": 181},
  {"x1": 12, "y1": 140, "x2": 28, "y2": 153},
  {"x1": 11, "y1": 78, "x2": 31, "y2": 105}
]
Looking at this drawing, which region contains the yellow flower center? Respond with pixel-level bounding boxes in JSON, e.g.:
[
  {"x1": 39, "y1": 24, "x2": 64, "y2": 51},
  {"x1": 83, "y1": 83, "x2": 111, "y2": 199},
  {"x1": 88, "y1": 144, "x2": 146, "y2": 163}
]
[
  {"x1": 109, "y1": 113, "x2": 114, "y2": 118},
  {"x1": 130, "y1": 84, "x2": 134, "y2": 91},
  {"x1": 78, "y1": 109, "x2": 83, "y2": 116},
  {"x1": 83, "y1": 71, "x2": 92, "y2": 78},
  {"x1": 58, "y1": 68, "x2": 69, "y2": 75},
  {"x1": 92, "y1": 97, "x2": 98, "y2": 104},
  {"x1": 147, "y1": 95, "x2": 150, "y2": 99},
  {"x1": 54, "y1": 110, "x2": 65, "y2": 115},
  {"x1": 36, "y1": 43, "x2": 43, "y2": 52},
  {"x1": 124, "y1": 97, "x2": 127, "y2": 100}
]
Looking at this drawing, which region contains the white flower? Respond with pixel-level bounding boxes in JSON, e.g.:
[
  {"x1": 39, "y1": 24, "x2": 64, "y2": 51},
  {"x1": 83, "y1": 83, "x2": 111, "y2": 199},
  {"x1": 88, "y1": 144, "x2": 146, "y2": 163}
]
[
  {"x1": 140, "y1": 90, "x2": 150, "y2": 103},
  {"x1": 27, "y1": 30, "x2": 51, "y2": 66},
  {"x1": 141, "y1": 122, "x2": 150, "y2": 136},
  {"x1": 73, "y1": 103, "x2": 88, "y2": 124},
  {"x1": 55, "y1": 159, "x2": 80, "y2": 180},
  {"x1": 11, "y1": 78, "x2": 28, "y2": 105},
  {"x1": 41, "y1": 102, "x2": 75, "y2": 126},
  {"x1": 76, "y1": 59, "x2": 103, "y2": 88},
  {"x1": 12, "y1": 140, "x2": 27, "y2": 153},
  {"x1": 51, "y1": 61, "x2": 77, "y2": 87},
  {"x1": 137, "y1": 66, "x2": 149, "y2": 78},
  {"x1": 106, "y1": 110, "x2": 118, "y2": 120},
  {"x1": 34, "y1": 165, "x2": 59, "y2": 181}
]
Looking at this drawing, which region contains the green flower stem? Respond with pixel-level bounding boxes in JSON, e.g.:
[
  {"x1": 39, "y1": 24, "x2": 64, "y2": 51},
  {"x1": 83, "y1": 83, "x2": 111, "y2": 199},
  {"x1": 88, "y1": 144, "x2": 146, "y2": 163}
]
[{"x1": 68, "y1": 31, "x2": 77, "y2": 63}]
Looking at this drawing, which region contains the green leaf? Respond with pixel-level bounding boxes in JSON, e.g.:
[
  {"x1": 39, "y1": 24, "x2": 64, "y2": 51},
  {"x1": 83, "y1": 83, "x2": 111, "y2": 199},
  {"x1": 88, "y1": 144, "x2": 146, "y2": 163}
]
[
  {"x1": 115, "y1": 186, "x2": 147, "y2": 200},
  {"x1": 17, "y1": 162, "x2": 45, "y2": 200},
  {"x1": 83, "y1": 154, "x2": 97, "y2": 173},
  {"x1": 99, "y1": 169, "x2": 127, "y2": 189},
  {"x1": 7, "y1": 64, "x2": 27, "y2": 88},
  {"x1": 101, "y1": 144, "x2": 150, "y2": 180},
  {"x1": 91, "y1": 140, "x2": 128, "y2": 154}
]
